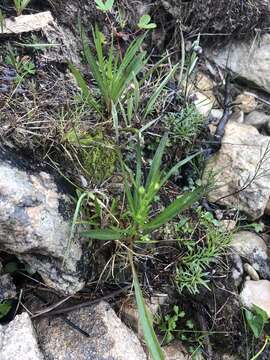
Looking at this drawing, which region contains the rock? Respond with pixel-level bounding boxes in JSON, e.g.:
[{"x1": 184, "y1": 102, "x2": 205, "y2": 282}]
[
  {"x1": 240, "y1": 280, "x2": 270, "y2": 316},
  {"x1": 204, "y1": 122, "x2": 270, "y2": 219},
  {"x1": 220, "y1": 219, "x2": 237, "y2": 232},
  {"x1": 265, "y1": 197, "x2": 270, "y2": 215},
  {"x1": 191, "y1": 72, "x2": 216, "y2": 117},
  {"x1": 207, "y1": 34, "x2": 270, "y2": 94},
  {"x1": 0, "y1": 274, "x2": 16, "y2": 300},
  {"x1": 0, "y1": 313, "x2": 44, "y2": 360},
  {"x1": 35, "y1": 301, "x2": 147, "y2": 360},
  {"x1": 120, "y1": 294, "x2": 168, "y2": 336},
  {"x1": 243, "y1": 263, "x2": 260, "y2": 281},
  {"x1": 244, "y1": 111, "x2": 270, "y2": 132},
  {"x1": 229, "y1": 110, "x2": 244, "y2": 124},
  {"x1": 163, "y1": 341, "x2": 188, "y2": 360},
  {"x1": 231, "y1": 231, "x2": 270, "y2": 279},
  {"x1": 0, "y1": 157, "x2": 84, "y2": 294},
  {"x1": 231, "y1": 253, "x2": 244, "y2": 288},
  {"x1": 0, "y1": 12, "x2": 53, "y2": 34},
  {"x1": 235, "y1": 94, "x2": 257, "y2": 113}
]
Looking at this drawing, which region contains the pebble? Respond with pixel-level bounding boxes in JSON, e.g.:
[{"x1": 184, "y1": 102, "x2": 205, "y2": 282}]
[{"x1": 243, "y1": 263, "x2": 260, "y2": 281}]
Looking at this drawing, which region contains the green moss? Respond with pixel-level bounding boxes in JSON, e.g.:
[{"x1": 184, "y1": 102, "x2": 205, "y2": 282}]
[
  {"x1": 65, "y1": 129, "x2": 117, "y2": 184},
  {"x1": 82, "y1": 133, "x2": 117, "y2": 184}
]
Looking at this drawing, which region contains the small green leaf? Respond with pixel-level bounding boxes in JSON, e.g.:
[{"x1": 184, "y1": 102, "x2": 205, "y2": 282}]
[
  {"x1": 245, "y1": 305, "x2": 269, "y2": 338},
  {"x1": 0, "y1": 301, "x2": 12, "y2": 319},
  {"x1": 143, "y1": 187, "x2": 203, "y2": 232},
  {"x1": 105, "y1": 0, "x2": 114, "y2": 11},
  {"x1": 82, "y1": 228, "x2": 123, "y2": 240},
  {"x1": 138, "y1": 14, "x2": 157, "y2": 29}
]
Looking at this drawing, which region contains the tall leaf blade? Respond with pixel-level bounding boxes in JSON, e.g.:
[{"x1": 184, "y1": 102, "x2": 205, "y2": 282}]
[
  {"x1": 82, "y1": 228, "x2": 123, "y2": 240},
  {"x1": 143, "y1": 65, "x2": 177, "y2": 119},
  {"x1": 145, "y1": 134, "x2": 168, "y2": 192},
  {"x1": 130, "y1": 259, "x2": 165, "y2": 360},
  {"x1": 69, "y1": 63, "x2": 101, "y2": 114},
  {"x1": 143, "y1": 187, "x2": 204, "y2": 232}
]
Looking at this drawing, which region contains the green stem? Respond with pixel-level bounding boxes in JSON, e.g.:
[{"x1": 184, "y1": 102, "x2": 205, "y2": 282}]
[{"x1": 250, "y1": 336, "x2": 270, "y2": 360}]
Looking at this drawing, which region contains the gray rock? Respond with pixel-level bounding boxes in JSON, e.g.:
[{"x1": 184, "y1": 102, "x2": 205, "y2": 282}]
[
  {"x1": 0, "y1": 273, "x2": 16, "y2": 300},
  {"x1": 244, "y1": 111, "x2": 270, "y2": 132},
  {"x1": 35, "y1": 301, "x2": 147, "y2": 360},
  {"x1": 240, "y1": 280, "x2": 270, "y2": 317},
  {"x1": 231, "y1": 231, "x2": 270, "y2": 279},
  {"x1": 0, "y1": 313, "x2": 44, "y2": 360},
  {"x1": 0, "y1": 159, "x2": 84, "y2": 294},
  {"x1": 207, "y1": 34, "x2": 270, "y2": 94},
  {"x1": 204, "y1": 122, "x2": 270, "y2": 219}
]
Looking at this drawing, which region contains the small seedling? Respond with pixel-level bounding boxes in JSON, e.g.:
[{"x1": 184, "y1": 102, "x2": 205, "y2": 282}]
[
  {"x1": 245, "y1": 305, "x2": 269, "y2": 339},
  {"x1": 137, "y1": 15, "x2": 156, "y2": 29},
  {"x1": 159, "y1": 305, "x2": 185, "y2": 344},
  {"x1": 95, "y1": 0, "x2": 114, "y2": 12},
  {"x1": 0, "y1": 301, "x2": 12, "y2": 319}
]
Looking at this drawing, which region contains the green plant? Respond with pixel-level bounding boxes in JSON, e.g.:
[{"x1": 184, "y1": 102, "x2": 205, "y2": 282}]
[
  {"x1": 0, "y1": 301, "x2": 12, "y2": 319},
  {"x1": 80, "y1": 134, "x2": 203, "y2": 359},
  {"x1": 166, "y1": 104, "x2": 204, "y2": 146},
  {"x1": 69, "y1": 26, "x2": 147, "y2": 116},
  {"x1": 175, "y1": 208, "x2": 232, "y2": 295},
  {"x1": 137, "y1": 15, "x2": 156, "y2": 29},
  {"x1": 245, "y1": 305, "x2": 269, "y2": 339},
  {"x1": 95, "y1": 0, "x2": 114, "y2": 12},
  {"x1": 0, "y1": 9, "x2": 5, "y2": 32},
  {"x1": 159, "y1": 305, "x2": 185, "y2": 344},
  {"x1": 5, "y1": 46, "x2": 35, "y2": 83},
  {"x1": 13, "y1": 0, "x2": 31, "y2": 15}
]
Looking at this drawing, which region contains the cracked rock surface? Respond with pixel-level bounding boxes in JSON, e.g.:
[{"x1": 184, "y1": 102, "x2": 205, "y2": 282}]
[{"x1": 0, "y1": 156, "x2": 84, "y2": 294}]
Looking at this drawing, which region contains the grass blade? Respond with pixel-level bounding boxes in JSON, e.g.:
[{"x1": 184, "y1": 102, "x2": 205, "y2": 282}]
[
  {"x1": 82, "y1": 228, "x2": 123, "y2": 240},
  {"x1": 145, "y1": 134, "x2": 168, "y2": 192},
  {"x1": 143, "y1": 65, "x2": 177, "y2": 119},
  {"x1": 143, "y1": 186, "x2": 204, "y2": 232},
  {"x1": 129, "y1": 254, "x2": 165, "y2": 360}
]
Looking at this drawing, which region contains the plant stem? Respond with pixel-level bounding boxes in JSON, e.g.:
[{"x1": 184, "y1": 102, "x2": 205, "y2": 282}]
[{"x1": 250, "y1": 336, "x2": 270, "y2": 360}]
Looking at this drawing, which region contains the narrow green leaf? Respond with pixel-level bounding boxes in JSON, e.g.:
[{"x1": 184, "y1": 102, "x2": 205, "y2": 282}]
[
  {"x1": 144, "y1": 65, "x2": 177, "y2": 119},
  {"x1": 95, "y1": 0, "x2": 106, "y2": 11},
  {"x1": 82, "y1": 228, "x2": 123, "y2": 240},
  {"x1": 145, "y1": 134, "x2": 168, "y2": 192},
  {"x1": 105, "y1": 0, "x2": 114, "y2": 11},
  {"x1": 130, "y1": 259, "x2": 165, "y2": 360},
  {"x1": 143, "y1": 187, "x2": 203, "y2": 232},
  {"x1": 160, "y1": 151, "x2": 201, "y2": 187},
  {"x1": 69, "y1": 63, "x2": 101, "y2": 114}
]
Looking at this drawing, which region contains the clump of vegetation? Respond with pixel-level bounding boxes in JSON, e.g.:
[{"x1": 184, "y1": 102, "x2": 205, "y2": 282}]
[
  {"x1": 175, "y1": 208, "x2": 232, "y2": 295},
  {"x1": 167, "y1": 104, "x2": 204, "y2": 146}
]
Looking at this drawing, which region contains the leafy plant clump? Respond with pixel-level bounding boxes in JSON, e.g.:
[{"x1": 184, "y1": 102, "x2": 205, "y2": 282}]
[{"x1": 175, "y1": 208, "x2": 232, "y2": 295}]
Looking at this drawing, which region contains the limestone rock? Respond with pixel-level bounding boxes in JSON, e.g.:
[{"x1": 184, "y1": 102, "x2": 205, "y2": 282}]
[
  {"x1": 244, "y1": 111, "x2": 270, "y2": 132},
  {"x1": 235, "y1": 94, "x2": 257, "y2": 114},
  {"x1": 0, "y1": 156, "x2": 84, "y2": 294},
  {"x1": 0, "y1": 12, "x2": 53, "y2": 34},
  {"x1": 231, "y1": 231, "x2": 270, "y2": 279},
  {"x1": 240, "y1": 280, "x2": 270, "y2": 317},
  {"x1": 163, "y1": 341, "x2": 188, "y2": 360},
  {"x1": 204, "y1": 122, "x2": 270, "y2": 219},
  {"x1": 0, "y1": 274, "x2": 16, "y2": 300},
  {"x1": 0, "y1": 313, "x2": 44, "y2": 360},
  {"x1": 35, "y1": 301, "x2": 147, "y2": 360},
  {"x1": 207, "y1": 34, "x2": 270, "y2": 94}
]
